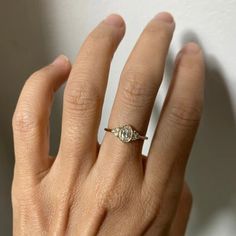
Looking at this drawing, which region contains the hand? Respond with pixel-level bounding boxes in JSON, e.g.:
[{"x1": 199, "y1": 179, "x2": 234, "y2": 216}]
[{"x1": 12, "y1": 12, "x2": 204, "y2": 235}]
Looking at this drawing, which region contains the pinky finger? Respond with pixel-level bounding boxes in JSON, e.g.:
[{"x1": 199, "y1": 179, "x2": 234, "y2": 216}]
[{"x1": 169, "y1": 183, "x2": 193, "y2": 236}]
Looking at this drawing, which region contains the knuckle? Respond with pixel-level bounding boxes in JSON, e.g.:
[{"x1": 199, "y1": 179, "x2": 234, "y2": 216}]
[
  {"x1": 12, "y1": 109, "x2": 36, "y2": 133},
  {"x1": 95, "y1": 180, "x2": 132, "y2": 211},
  {"x1": 120, "y1": 67, "x2": 156, "y2": 109},
  {"x1": 64, "y1": 80, "x2": 100, "y2": 115},
  {"x1": 94, "y1": 182, "x2": 110, "y2": 210},
  {"x1": 167, "y1": 100, "x2": 202, "y2": 129},
  {"x1": 12, "y1": 68, "x2": 53, "y2": 134},
  {"x1": 96, "y1": 190, "x2": 115, "y2": 210},
  {"x1": 110, "y1": 187, "x2": 132, "y2": 211}
]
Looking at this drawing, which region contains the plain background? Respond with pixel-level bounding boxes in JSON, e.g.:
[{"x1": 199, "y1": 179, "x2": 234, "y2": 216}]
[{"x1": 1, "y1": 1, "x2": 236, "y2": 235}]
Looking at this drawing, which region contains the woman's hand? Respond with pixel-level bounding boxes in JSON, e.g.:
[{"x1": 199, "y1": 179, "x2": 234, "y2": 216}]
[{"x1": 12, "y1": 12, "x2": 204, "y2": 235}]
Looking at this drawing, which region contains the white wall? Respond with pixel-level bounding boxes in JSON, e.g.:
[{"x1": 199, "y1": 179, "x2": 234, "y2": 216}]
[{"x1": 1, "y1": 0, "x2": 236, "y2": 235}]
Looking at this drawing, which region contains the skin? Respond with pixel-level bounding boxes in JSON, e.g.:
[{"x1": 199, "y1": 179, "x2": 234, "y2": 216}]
[{"x1": 12, "y1": 12, "x2": 205, "y2": 236}]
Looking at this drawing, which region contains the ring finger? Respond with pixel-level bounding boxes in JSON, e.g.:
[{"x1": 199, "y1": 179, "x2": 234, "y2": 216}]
[{"x1": 98, "y1": 12, "x2": 175, "y2": 169}]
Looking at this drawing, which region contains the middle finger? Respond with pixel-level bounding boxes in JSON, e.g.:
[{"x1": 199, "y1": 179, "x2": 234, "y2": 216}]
[{"x1": 57, "y1": 14, "x2": 126, "y2": 172}]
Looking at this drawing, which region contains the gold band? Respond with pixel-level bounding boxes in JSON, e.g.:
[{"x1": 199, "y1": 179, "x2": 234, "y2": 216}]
[{"x1": 104, "y1": 125, "x2": 148, "y2": 143}]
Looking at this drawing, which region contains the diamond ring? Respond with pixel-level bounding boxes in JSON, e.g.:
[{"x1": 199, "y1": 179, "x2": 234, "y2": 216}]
[{"x1": 104, "y1": 125, "x2": 148, "y2": 143}]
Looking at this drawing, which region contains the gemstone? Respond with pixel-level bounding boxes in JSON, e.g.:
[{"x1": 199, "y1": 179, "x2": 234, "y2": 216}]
[
  {"x1": 112, "y1": 127, "x2": 120, "y2": 137},
  {"x1": 118, "y1": 125, "x2": 133, "y2": 142},
  {"x1": 133, "y1": 131, "x2": 139, "y2": 140}
]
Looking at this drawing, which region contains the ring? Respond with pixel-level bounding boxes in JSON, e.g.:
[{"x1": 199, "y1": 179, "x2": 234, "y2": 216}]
[{"x1": 104, "y1": 125, "x2": 148, "y2": 143}]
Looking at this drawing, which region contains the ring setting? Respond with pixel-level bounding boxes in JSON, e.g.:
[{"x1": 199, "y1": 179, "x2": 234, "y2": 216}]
[{"x1": 104, "y1": 125, "x2": 148, "y2": 143}]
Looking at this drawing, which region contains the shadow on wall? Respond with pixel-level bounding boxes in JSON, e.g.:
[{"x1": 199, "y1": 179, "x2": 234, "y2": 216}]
[
  {"x1": 182, "y1": 32, "x2": 236, "y2": 235},
  {"x1": 0, "y1": 1, "x2": 63, "y2": 235}
]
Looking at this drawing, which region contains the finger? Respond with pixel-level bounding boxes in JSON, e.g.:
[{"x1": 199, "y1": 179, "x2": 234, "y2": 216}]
[
  {"x1": 145, "y1": 42, "x2": 205, "y2": 196},
  {"x1": 143, "y1": 152, "x2": 189, "y2": 235},
  {"x1": 169, "y1": 183, "x2": 192, "y2": 236},
  {"x1": 58, "y1": 14, "x2": 125, "y2": 171},
  {"x1": 12, "y1": 55, "x2": 71, "y2": 177},
  {"x1": 98, "y1": 12, "x2": 175, "y2": 168}
]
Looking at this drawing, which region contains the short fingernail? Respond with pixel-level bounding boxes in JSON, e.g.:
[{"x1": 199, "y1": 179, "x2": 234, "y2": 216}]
[
  {"x1": 175, "y1": 42, "x2": 201, "y2": 65},
  {"x1": 104, "y1": 14, "x2": 125, "y2": 27},
  {"x1": 182, "y1": 42, "x2": 201, "y2": 54},
  {"x1": 154, "y1": 12, "x2": 174, "y2": 24},
  {"x1": 52, "y1": 54, "x2": 70, "y2": 66}
]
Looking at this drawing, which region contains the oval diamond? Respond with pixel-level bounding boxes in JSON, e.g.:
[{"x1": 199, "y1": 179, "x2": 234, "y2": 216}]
[{"x1": 118, "y1": 125, "x2": 133, "y2": 142}]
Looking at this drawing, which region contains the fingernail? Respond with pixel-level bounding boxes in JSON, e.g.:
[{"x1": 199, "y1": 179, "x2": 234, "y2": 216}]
[
  {"x1": 154, "y1": 12, "x2": 174, "y2": 23},
  {"x1": 52, "y1": 54, "x2": 69, "y2": 66},
  {"x1": 175, "y1": 42, "x2": 201, "y2": 66},
  {"x1": 182, "y1": 42, "x2": 201, "y2": 54},
  {"x1": 104, "y1": 14, "x2": 124, "y2": 27}
]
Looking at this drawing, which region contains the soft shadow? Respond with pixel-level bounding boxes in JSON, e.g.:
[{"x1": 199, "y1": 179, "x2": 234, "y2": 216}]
[{"x1": 0, "y1": 1, "x2": 62, "y2": 235}]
